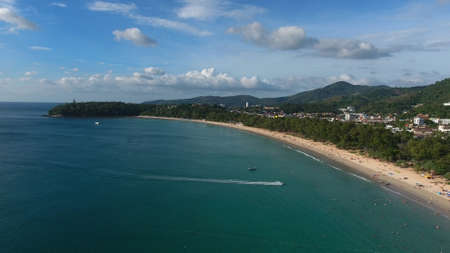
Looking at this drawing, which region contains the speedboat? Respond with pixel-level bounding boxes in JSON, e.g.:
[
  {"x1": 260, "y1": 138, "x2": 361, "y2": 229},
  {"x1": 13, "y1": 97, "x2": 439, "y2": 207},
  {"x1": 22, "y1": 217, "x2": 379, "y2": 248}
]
[
  {"x1": 95, "y1": 121, "x2": 100, "y2": 126},
  {"x1": 248, "y1": 167, "x2": 256, "y2": 171}
]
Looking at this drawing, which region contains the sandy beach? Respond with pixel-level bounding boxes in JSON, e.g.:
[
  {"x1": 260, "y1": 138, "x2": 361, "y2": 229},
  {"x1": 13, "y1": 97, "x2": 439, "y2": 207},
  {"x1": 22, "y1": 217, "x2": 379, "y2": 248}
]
[{"x1": 138, "y1": 116, "x2": 450, "y2": 216}]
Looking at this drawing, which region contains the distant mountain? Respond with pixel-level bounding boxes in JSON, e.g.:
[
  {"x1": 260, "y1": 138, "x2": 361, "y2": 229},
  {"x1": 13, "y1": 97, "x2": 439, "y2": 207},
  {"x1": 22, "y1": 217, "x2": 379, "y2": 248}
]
[
  {"x1": 144, "y1": 81, "x2": 401, "y2": 106},
  {"x1": 144, "y1": 79, "x2": 450, "y2": 117},
  {"x1": 147, "y1": 95, "x2": 260, "y2": 107}
]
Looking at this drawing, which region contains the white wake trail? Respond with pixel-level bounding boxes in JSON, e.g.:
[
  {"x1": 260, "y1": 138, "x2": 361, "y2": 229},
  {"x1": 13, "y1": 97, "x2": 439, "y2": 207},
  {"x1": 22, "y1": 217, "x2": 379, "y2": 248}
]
[
  {"x1": 139, "y1": 175, "x2": 284, "y2": 186},
  {"x1": 104, "y1": 171, "x2": 284, "y2": 186}
]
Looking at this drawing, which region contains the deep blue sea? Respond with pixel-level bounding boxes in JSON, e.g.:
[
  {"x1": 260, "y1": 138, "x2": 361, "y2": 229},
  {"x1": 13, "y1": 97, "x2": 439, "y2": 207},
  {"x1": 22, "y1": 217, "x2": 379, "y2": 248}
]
[{"x1": 0, "y1": 102, "x2": 449, "y2": 252}]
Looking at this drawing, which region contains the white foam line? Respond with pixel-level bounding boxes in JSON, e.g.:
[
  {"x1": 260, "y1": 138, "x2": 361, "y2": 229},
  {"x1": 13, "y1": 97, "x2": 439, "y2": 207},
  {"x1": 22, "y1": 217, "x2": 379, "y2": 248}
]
[
  {"x1": 330, "y1": 165, "x2": 343, "y2": 171},
  {"x1": 285, "y1": 145, "x2": 322, "y2": 163},
  {"x1": 381, "y1": 186, "x2": 403, "y2": 197},
  {"x1": 348, "y1": 172, "x2": 371, "y2": 183},
  {"x1": 124, "y1": 173, "x2": 284, "y2": 186}
]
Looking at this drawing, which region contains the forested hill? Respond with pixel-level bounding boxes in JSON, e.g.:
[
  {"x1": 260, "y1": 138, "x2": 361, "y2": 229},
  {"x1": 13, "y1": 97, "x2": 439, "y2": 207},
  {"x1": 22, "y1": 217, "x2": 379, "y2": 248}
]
[
  {"x1": 149, "y1": 95, "x2": 261, "y2": 107},
  {"x1": 144, "y1": 81, "x2": 382, "y2": 106},
  {"x1": 144, "y1": 79, "x2": 450, "y2": 117},
  {"x1": 48, "y1": 79, "x2": 450, "y2": 117}
]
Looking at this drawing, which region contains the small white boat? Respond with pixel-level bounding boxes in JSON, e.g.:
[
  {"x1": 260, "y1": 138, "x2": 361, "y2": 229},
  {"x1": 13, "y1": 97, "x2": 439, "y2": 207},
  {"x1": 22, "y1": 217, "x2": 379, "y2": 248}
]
[
  {"x1": 248, "y1": 167, "x2": 256, "y2": 171},
  {"x1": 95, "y1": 121, "x2": 100, "y2": 126}
]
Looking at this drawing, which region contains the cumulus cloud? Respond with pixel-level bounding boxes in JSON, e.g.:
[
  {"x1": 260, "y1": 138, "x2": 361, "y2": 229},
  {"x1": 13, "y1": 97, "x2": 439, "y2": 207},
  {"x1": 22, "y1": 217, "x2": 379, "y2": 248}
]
[
  {"x1": 42, "y1": 67, "x2": 278, "y2": 93},
  {"x1": 240, "y1": 76, "x2": 261, "y2": 88},
  {"x1": 3, "y1": 67, "x2": 445, "y2": 101},
  {"x1": 29, "y1": 46, "x2": 52, "y2": 51},
  {"x1": 176, "y1": 0, "x2": 265, "y2": 20},
  {"x1": 144, "y1": 67, "x2": 165, "y2": 75},
  {"x1": 314, "y1": 39, "x2": 390, "y2": 59},
  {"x1": 30, "y1": 67, "x2": 369, "y2": 93},
  {"x1": 88, "y1": 1, "x2": 211, "y2": 36},
  {"x1": 227, "y1": 22, "x2": 317, "y2": 50},
  {"x1": 228, "y1": 22, "x2": 395, "y2": 59},
  {"x1": 0, "y1": 7, "x2": 37, "y2": 31},
  {"x1": 50, "y1": 2, "x2": 67, "y2": 8},
  {"x1": 113, "y1": 27, "x2": 157, "y2": 47}
]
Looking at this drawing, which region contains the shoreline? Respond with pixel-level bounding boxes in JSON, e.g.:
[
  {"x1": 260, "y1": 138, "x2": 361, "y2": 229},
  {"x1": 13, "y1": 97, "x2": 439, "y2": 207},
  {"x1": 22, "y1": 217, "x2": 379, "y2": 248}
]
[{"x1": 137, "y1": 115, "x2": 450, "y2": 217}]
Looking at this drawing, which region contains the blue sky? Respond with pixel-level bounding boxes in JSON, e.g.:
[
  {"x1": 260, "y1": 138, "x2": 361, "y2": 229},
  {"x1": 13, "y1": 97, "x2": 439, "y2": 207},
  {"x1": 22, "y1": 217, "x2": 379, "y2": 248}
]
[{"x1": 1, "y1": 0, "x2": 450, "y2": 102}]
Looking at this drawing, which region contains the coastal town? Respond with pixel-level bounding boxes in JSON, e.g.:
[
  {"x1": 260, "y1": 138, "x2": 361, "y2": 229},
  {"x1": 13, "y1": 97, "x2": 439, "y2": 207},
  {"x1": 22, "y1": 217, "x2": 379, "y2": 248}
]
[{"x1": 234, "y1": 101, "x2": 450, "y2": 138}]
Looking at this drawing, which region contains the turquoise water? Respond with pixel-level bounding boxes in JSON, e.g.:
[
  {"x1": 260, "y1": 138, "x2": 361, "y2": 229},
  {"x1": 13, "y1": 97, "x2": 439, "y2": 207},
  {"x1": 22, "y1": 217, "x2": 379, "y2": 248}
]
[{"x1": 0, "y1": 102, "x2": 449, "y2": 252}]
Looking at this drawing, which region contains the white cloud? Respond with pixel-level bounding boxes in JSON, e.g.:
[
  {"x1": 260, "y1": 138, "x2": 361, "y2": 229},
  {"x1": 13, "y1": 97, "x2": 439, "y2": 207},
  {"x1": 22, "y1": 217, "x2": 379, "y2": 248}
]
[
  {"x1": 424, "y1": 40, "x2": 450, "y2": 50},
  {"x1": 177, "y1": 0, "x2": 221, "y2": 20},
  {"x1": 46, "y1": 67, "x2": 276, "y2": 92},
  {"x1": 224, "y1": 5, "x2": 266, "y2": 20},
  {"x1": 314, "y1": 39, "x2": 390, "y2": 59},
  {"x1": 113, "y1": 27, "x2": 157, "y2": 47},
  {"x1": 227, "y1": 22, "x2": 317, "y2": 50},
  {"x1": 24, "y1": 71, "x2": 37, "y2": 76},
  {"x1": 327, "y1": 74, "x2": 370, "y2": 85},
  {"x1": 144, "y1": 67, "x2": 165, "y2": 75},
  {"x1": 0, "y1": 0, "x2": 15, "y2": 8},
  {"x1": 29, "y1": 46, "x2": 52, "y2": 51},
  {"x1": 176, "y1": 0, "x2": 265, "y2": 21},
  {"x1": 50, "y1": 2, "x2": 67, "y2": 8},
  {"x1": 228, "y1": 22, "x2": 393, "y2": 59},
  {"x1": 2, "y1": 67, "x2": 444, "y2": 101},
  {"x1": 0, "y1": 7, "x2": 37, "y2": 31},
  {"x1": 240, "y1": 76, "x2": 260, "y2": 88},
  {"x1": 87, "y1": 1, "x2": 136, "y2": 14},
  {"x1": 130, "y1": 14, "x2": 212, "y2": 36},
  {"x1": 20, "y1": 71, "x2": 37, "y2": 81},
  {"x1": 87, "y1": 1, "x2": 211, "y2": 36}
]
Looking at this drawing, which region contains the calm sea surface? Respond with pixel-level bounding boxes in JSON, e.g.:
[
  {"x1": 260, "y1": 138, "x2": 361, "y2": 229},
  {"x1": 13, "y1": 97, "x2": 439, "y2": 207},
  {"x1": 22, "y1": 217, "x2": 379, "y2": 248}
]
[{"x1": 0, "y1": 102, "x2": 449, "y2": 252}]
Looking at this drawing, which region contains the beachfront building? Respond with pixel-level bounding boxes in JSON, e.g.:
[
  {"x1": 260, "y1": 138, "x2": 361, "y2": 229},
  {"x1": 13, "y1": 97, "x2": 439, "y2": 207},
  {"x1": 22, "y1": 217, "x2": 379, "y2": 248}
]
[
  {"x1": 339, "y1": 106, "x2": 355, "y2": 113},
  {"x1": 344, "y1": 112, "x2": 353, "y2": 121},
  {"x1": 414, "y1": 117, "x2": 424, "y2": 126},
  {"x1": 439, "y1": 119, "x2": 450, "y2": 125},
  {"x1": 438, "y1": 125, "x2": 450, "y2": 133},
  {"x1": 344, "y1": 112, "x2": 367, "y2": 122},
  {"x1": 413, "y1": 127, "x2": 433, "y2": 137},
  {"x1": 413, "y1": 114, "x2": 429, "y2": 126},
  {"x1": 430, "y1": 118, "x2": 440, "y2": 124},
  {"x1": 385, "y1": 125, "x2": 402, "y2": 133}
]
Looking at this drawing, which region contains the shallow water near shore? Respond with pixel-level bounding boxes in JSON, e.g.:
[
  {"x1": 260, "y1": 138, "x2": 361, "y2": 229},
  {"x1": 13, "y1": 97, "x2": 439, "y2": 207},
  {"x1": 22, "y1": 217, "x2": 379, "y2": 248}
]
[{"x1": 0, "y1": 102, "x2": 449, "y2": 252}]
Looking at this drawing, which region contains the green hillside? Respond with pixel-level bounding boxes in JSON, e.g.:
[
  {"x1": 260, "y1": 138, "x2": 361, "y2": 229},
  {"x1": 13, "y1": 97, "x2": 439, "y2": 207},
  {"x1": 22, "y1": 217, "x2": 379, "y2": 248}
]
[{"x1": 144, "y1": 79, "x2": 450, "y2": 117}]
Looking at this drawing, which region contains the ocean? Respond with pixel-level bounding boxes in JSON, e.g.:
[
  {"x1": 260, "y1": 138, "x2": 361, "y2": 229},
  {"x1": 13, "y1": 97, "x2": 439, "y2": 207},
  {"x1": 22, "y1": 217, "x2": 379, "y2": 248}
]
[{"x1": 0, "y1": 102, "x2": 448, "y2": 252}]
